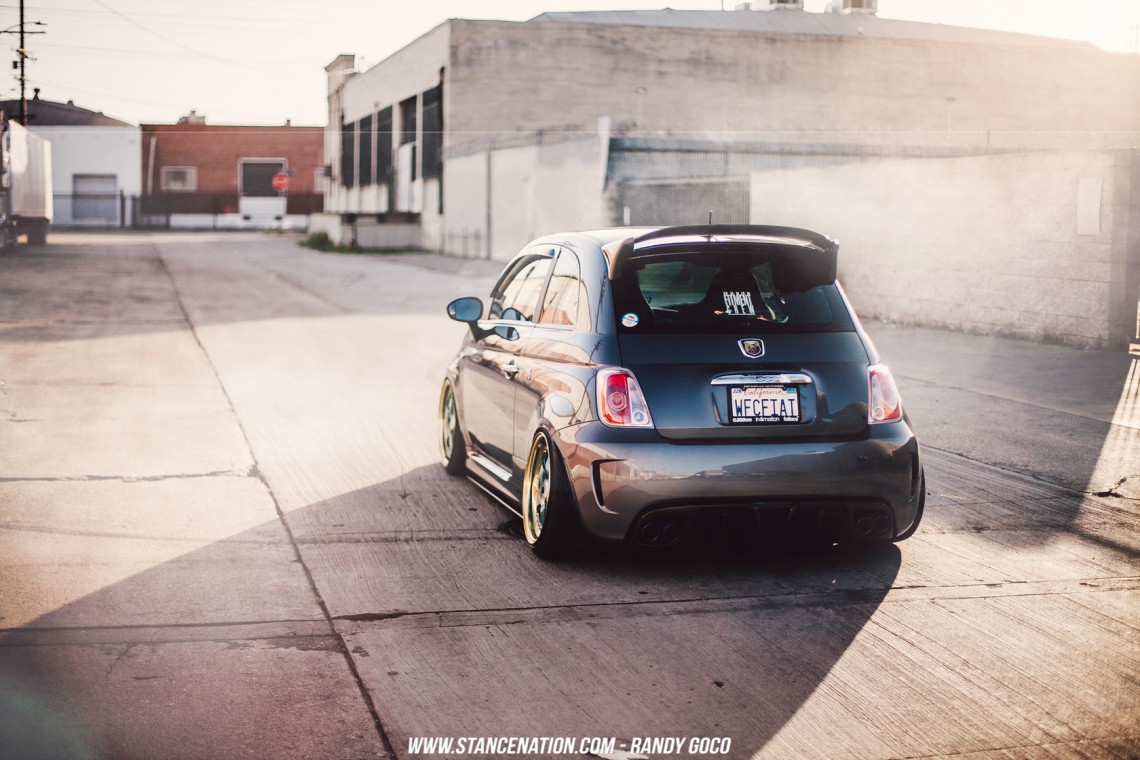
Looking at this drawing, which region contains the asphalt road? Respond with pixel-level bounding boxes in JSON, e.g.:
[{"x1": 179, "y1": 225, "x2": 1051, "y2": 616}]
[{"x1": 1, "y1": 232, "x2": 1137, "y2": 760}]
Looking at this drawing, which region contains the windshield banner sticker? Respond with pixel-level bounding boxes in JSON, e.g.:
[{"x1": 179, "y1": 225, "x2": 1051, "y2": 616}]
[{"x1": 723, "y1": 291, "x2": 756, "y2": 316}]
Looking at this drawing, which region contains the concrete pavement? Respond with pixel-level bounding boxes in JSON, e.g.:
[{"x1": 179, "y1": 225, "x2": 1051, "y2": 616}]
[
  {"x1": 0, "y1": 233, "x2": 387, "y2": 760},
  {"x1": 1, "y1": 231, "x2": 1136, "y2": 759}
]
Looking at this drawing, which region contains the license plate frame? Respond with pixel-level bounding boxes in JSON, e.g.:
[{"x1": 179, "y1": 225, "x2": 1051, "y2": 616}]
[{"x1": 728, "y1": 384, "x2": 801, "y2": 424}]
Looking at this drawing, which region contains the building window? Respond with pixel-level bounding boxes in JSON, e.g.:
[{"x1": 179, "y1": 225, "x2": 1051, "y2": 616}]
[
  {"x1": 160, "y1": 166, "x2": 197, "y2": 192},
  {"x1": 359, "y1": 114, "x2": 374, "y2": 187},
  {"x1": 400, "y1": 96, "x2": 417, "y2": 145},
  {"x1": 240, "y1": 159, "x2": 286, "y2": 197},
  {"x1": 422, "y1": 85, "x2": 442, "y2": 180},
  {"x1": 341, "y1": 120, "x2": 356, "y2": 188},
  {"x1": 377, "y1": 106, "x2": 393, "y2": 185}
]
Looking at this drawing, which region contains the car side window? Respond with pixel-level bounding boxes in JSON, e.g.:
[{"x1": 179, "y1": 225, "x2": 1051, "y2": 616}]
[
  {"x1": 488, "y1": 259, "x2": 529, "y2": 320},
  {"x1": 539, "y1": 250, "x2": 587, "y2": 328},
  {"x1": 489, "y1": 255, "x2": 552, "y2": 322}
]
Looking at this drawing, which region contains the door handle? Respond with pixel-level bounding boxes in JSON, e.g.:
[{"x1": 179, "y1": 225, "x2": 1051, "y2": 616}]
[{"x1": 503, "y1": 362, "x2": 520, "y2": 379}]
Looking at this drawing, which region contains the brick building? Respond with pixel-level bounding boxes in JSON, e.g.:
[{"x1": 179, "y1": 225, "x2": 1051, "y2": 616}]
[{"x1": 140, "y1": 113, "x2": 324, "y2": 229}]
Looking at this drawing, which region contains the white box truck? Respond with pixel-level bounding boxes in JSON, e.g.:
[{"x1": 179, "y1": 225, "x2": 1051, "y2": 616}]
[{"x1": 1, "y1": 114, "x2": 52, "y2": 249}]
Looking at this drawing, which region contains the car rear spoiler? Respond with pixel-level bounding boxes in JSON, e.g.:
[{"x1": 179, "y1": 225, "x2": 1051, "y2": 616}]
[{"x1": 603, "y1": 224, "x2": 839, "y2": 282}]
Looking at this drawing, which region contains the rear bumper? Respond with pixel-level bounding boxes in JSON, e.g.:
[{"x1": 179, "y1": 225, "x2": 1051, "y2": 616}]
[{"x1": 556, "y1": 420, "x2": 921, "y2": 545}]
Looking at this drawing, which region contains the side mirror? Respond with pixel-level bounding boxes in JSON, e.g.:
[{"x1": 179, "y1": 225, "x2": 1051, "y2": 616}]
[
  {"x1": 447, "y1": 296, "x2": 483, "y2": 323},
  {"x1": 447, "y1": 296, "x2": 493, "y2": 340}
]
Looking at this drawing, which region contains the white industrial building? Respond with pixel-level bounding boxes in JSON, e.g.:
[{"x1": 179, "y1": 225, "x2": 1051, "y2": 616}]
[
  {"x1": 314, "y1": 2, "x2": 1140, "y2": 349},
  {"x1": 1, "y1": 96, "x2": 142, "y2": 228},
  {"x1": 315, "y1": 1, "x2": 1138, "y2": 258}
]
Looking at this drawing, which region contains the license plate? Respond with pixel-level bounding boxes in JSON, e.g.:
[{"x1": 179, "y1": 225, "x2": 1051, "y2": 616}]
[{"x1": 729, "y1": 385, "x2": 800, "y2": 424}]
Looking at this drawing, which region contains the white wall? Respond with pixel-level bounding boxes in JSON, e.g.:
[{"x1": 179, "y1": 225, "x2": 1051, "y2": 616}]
[
  {"x1": 31, "y1": 126, "x2": 141, "y2": 226},
  {"x1": 443, "y1": 135, "x2": 609, "y2": 261},
  {"x1": 749, "y1": 149, "x2": 1140, "y2": 349},
  {"x1": 489, "y1": 144, "x2": 540, "y2": 260},
  {"x1": 442, "y1": 151, "x2": 489, "y2": 258},
  {"x1": 530, "y1": 135, "x2": 610, "y2": 240},
  {"x1": 421, "y1": 178, "x2": 443, "y2": 251},
  {"x1": 168, "y1": 213, "x2": 309, "y2": 231}
]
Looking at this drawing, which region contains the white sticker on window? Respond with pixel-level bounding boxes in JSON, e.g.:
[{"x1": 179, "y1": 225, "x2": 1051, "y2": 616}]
[
  {"x1": 723, "y1": 291, "x2": 756, "y2": 316},
  {"x1": 621, "y1": 312, "x2": 640, "y2": 328}
]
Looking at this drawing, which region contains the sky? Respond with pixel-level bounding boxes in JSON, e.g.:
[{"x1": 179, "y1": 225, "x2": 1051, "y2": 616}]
[{"x1": 1, "y1": 0, "x2": 1137, "y2": 127}]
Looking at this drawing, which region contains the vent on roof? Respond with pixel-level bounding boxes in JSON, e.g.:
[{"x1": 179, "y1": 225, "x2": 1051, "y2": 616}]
[
  {"x1": 841, "y1": 0, "x2": 877, "y2": 14},
  {"x1": 176, "y1": 109, "x2": 206, "y2": 125}
]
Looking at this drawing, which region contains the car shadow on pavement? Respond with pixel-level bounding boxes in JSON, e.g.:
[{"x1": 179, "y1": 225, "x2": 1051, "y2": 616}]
[
  {"x1": 1, "y1": 462, "x2": 901, "y2": 759},
  {"x1": 870, "y1": 324, "x2": 1140, "y2": 556},
  {"x1": 8, "y1": 233, "x2": 1134, "y2": 757}
]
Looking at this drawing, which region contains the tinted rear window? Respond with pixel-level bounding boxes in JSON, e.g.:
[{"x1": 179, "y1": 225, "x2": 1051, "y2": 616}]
[{"x1": 614, "y1": 248, "x2": 853, "y2": 334}]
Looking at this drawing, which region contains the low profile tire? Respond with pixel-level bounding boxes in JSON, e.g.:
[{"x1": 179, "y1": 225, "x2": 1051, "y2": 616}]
[
  {"x1": 438, "y1": 382, "x2": 466, "y2": 476},
  {"x1": 893, "y1": 469, "x2": 926, "y2": 542},
  {"x1": 522, "y1": 430, "x2": 589, "y2": 560}
]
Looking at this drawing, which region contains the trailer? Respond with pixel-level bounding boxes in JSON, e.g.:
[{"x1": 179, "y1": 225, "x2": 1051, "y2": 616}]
[{"x1": 0, "y1": 114, "x2": 53, "y2": 249}]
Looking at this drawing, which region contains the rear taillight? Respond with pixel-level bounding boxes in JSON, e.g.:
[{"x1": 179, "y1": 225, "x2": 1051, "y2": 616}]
[
  {"x1": 868, "y1": 364, "x2": 903, "y2": 423},
  {"x1": 597, "y1": 368, "x2": 654, "y2": 428}
]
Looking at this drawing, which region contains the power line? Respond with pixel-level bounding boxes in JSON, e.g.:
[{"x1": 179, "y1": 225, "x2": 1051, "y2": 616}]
[
  {"x1": 31, "y1": 40, "x2": 307, "y2": 66},
  {"x1": 21, "y1": 77, "x2": 191, "y2": 109},
  {"x1": 0, "y1": 4, "x2": 331, "y2": 31},
  {"x1": 87, "y1": 0, "x2": 274, "y2": 71}
]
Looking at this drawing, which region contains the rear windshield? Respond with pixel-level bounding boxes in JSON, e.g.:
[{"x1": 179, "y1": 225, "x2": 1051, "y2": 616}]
[{"x1": 613, "y1": 248, "x2": 853, "y2": 334}]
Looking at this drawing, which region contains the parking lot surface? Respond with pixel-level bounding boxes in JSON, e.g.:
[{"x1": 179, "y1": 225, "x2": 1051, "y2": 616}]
[{"x1": 1, "y1": 232, "x2": 1137, "y2": 759}]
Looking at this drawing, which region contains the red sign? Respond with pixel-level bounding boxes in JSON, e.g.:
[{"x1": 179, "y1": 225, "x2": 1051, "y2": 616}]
[{"x1": 272, "y1": 172, "x2": 290, "y2": 192}]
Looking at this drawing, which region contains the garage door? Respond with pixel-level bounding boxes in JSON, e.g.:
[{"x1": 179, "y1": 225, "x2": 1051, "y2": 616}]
[
  {"x1": 73, "y1": 174, "x2": 118, "y2": 221},
  {"x1": 240, "y1": 160, "x2": 285, "y2": 197}
]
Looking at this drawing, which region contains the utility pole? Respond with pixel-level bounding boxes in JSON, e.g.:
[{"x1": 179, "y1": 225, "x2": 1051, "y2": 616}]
[
  {"x1": 19, "y1": 0, "x2": 26, "y2": 124},
  {"x1": 4, "y1": 0, "x2": 46, "y2": 125}
]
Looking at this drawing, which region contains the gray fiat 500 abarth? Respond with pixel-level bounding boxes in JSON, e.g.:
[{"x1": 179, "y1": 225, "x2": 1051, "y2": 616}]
[{"x1": 440, "y1": 225, "x2": 923, "y2": 558}]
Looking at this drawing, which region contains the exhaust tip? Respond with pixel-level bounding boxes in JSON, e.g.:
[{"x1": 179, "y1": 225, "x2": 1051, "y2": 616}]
[
  {"x1": 852, "y1": 508, "x2": 892, "y2": 540},
  {"x1": 638, "y1": 522, "x2": 661, "y2": 545},
  {"x1": 633, "y1": 513, "x2": 691, "y2": 546}
]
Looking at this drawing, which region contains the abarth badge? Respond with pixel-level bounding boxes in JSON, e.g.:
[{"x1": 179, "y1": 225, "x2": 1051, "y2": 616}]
[{"x1": 738, "y1": 339, "x2": 765, "y2": 358}]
